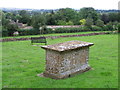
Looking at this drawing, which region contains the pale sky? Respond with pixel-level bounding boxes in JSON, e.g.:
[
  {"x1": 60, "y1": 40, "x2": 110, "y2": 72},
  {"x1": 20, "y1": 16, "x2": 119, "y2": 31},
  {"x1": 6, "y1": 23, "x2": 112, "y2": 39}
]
[{"x1": 0, "y1": 0, "x2": 120, "y2": 10}]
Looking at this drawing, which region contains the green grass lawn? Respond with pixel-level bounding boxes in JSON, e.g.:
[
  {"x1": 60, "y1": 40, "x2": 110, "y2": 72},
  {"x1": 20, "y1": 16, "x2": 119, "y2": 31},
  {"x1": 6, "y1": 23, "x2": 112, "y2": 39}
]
[
  {"x1": 2, "y1": 31, "x2": 110, "y2": 39},
  {"x1": 2, "y1": 33, "x2": 118, "y2": 88}
]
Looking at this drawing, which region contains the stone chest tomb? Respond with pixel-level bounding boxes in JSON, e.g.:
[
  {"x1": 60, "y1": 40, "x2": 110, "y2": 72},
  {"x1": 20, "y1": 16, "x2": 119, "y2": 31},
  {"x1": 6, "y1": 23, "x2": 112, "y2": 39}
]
[{"x1": 41, "y1": 40, "x2": 94, "y2": 79}]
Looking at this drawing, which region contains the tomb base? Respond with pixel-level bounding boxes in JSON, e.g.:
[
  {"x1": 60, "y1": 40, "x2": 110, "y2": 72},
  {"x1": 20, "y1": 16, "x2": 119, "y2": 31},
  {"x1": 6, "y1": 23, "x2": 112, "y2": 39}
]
[{"x1": 43, "y1": 65, "x2": 91, "y2": 79}]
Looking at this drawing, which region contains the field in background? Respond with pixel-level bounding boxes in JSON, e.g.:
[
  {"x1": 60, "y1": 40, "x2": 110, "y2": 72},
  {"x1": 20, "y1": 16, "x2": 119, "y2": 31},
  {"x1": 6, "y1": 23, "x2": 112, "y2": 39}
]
[{"x1": 2, "y1": 34, "x2": 118, "y2": 88}]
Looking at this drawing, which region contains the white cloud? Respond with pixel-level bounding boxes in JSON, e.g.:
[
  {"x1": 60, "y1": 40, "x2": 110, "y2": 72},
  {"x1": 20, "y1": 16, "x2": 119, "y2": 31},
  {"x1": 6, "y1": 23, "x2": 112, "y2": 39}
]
[{"x1": 0, "y1": 0, "x2": 119, "y2": 9}]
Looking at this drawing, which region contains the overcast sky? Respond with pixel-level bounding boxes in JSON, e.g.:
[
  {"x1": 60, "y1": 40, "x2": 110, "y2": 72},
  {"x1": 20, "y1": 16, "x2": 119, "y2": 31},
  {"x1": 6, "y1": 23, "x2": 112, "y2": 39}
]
[{"x1": 0, "y1": 0, "x2": 120, "y2": 10}]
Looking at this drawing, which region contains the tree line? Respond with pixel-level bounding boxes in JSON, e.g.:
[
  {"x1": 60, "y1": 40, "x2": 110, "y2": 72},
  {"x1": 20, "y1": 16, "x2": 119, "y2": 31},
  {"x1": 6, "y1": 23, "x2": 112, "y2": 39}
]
[{"x1": 1, "y1": 7, "x2": 120, "y2": 36}]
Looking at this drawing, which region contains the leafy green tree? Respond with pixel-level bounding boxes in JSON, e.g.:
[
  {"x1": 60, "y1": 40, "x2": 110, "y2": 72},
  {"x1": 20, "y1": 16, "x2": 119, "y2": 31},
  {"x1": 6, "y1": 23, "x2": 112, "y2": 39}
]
[
  {"x1": 5, "y1": 12, "x2": 13, "y2": 19},
  {"x1": 5, "y1": 12, "x2": 20, "y2": 22},
  {"x1": 1, "y1": 11, "x2": 19, "y2": 36},
  {"x1": 95, "y1": 19, "x2": 104, "y2": 27},
  {"x1": 57, "y1": 20, "x2": 66, "y2": 25},
  {"x1": 55, "y1": 8, "x2": 78, "y2": 24},
  {"x1": 31, "y1": 14, "x2": 46, "y2": 30},
  {"x1": 117, "y1": 12, "x2": 120, "y2": 22},
  {"x1": 46, "y1": 11, "x2": 57, "y2": 25},
  {"x1": 15, "y1": 14, "x2": 22, "y2": 22},
  {"x1": 1, "y1": 11, "x2": 10, "y2": 29},
  {"x1": 19, "y1": 10, "x2": 27, "y2": 16},
  {"x1": 100, "y1": 14, "x2": 109, "y2": 24},
  {"x1": 101, "y1": 13, "x2": 119, "y2": 24},
  {"x1": 108, "y1": 13, "x2": 118, "y2": 22},
  {"x1": 79, "y1": 7, "x2": 98, "y2": 23},
  {"x1": 85, "y1": 18, "x2": 93, "y2": 28},
  {"x1": 19, "y1": 10, "x2": 30, "y2": 24},
  {"x1": 106, "y1": 22, "x2": 114, "y2": 31},
  {"x1": 66, "y1": 21, "x2": 74, "y2": 25},
  {"x1": 7, "y1": 24, "x2": 18, "y2": 36}
]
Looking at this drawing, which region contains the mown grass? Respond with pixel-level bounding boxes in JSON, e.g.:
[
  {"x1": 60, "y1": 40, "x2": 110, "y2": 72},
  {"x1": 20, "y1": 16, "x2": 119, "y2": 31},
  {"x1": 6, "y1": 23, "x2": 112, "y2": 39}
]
[
  {"x1": 2, "y1": 33, "x2": 118, "y2": 88},
  {"x1": 2, "y1": 31, "x2": 109, "y2": 39}
]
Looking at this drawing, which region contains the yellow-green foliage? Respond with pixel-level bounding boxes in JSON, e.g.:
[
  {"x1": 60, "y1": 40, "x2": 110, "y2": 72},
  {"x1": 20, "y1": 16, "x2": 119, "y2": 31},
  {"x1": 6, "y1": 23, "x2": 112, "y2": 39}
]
[{"x1": 80, "y1": 19, "x2": 86, "y2": 25}]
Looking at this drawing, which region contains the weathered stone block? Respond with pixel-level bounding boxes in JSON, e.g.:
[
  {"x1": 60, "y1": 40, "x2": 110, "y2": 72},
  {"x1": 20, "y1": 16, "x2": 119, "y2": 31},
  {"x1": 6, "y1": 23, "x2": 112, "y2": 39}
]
[{"x1": 41, "y1": 40, "x2": 94, "y2": 79}]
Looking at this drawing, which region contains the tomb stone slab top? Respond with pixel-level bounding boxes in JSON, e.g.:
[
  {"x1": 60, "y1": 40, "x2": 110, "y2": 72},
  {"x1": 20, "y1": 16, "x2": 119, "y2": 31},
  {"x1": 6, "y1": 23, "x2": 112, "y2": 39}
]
[{"x1": 41, "y1": 40, "x2": 94, "y2": 52}]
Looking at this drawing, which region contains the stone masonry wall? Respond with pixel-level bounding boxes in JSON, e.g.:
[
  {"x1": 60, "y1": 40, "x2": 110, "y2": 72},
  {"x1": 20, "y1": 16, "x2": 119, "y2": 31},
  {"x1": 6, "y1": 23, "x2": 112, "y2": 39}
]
[
  {"x1": 1, "y1": 32, "x2": 110, "y2": 42},
  {"x1": 44, "y1": 47, "x2": 90, "y2": 79}
]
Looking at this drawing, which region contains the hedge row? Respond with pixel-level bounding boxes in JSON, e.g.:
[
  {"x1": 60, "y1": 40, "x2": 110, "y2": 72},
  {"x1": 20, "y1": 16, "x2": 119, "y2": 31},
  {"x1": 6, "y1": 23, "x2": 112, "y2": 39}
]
[
  {"x1": 2, "y1": 29, "x2": 40, "y2": 37},
  {"x1": 46, "y1": 25, "x2": 114, "y2": 34},
  {"x1": 18, "y1": 29, "x2": 40, "y2": 36},
  {"x1": 2, "y1": 25, "x2": 115, "y2": 37}
]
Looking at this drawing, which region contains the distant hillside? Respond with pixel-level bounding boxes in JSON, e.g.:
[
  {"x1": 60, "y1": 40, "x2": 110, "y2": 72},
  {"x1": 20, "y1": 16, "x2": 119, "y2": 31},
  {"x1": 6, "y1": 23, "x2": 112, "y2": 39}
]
[
  {"x1": 96, "y1": 9, "x2": 119, "y2": 13},
  {"x1": 0, "y1": 7, "x2": 119, "y2": 13},
  {"x1": 0, "y1": 7, "x2": 58, "y2": 13}
]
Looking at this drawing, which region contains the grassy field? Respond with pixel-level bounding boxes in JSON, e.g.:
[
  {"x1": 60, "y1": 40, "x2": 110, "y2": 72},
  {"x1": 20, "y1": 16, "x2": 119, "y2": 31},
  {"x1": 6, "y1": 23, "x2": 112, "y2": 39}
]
[
  {"x1": 2, "y1": 33, "x2": 118, "y2": 88},
  {"x1": 2, "y1": 31, "x2": 109, "y2": 39}
]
